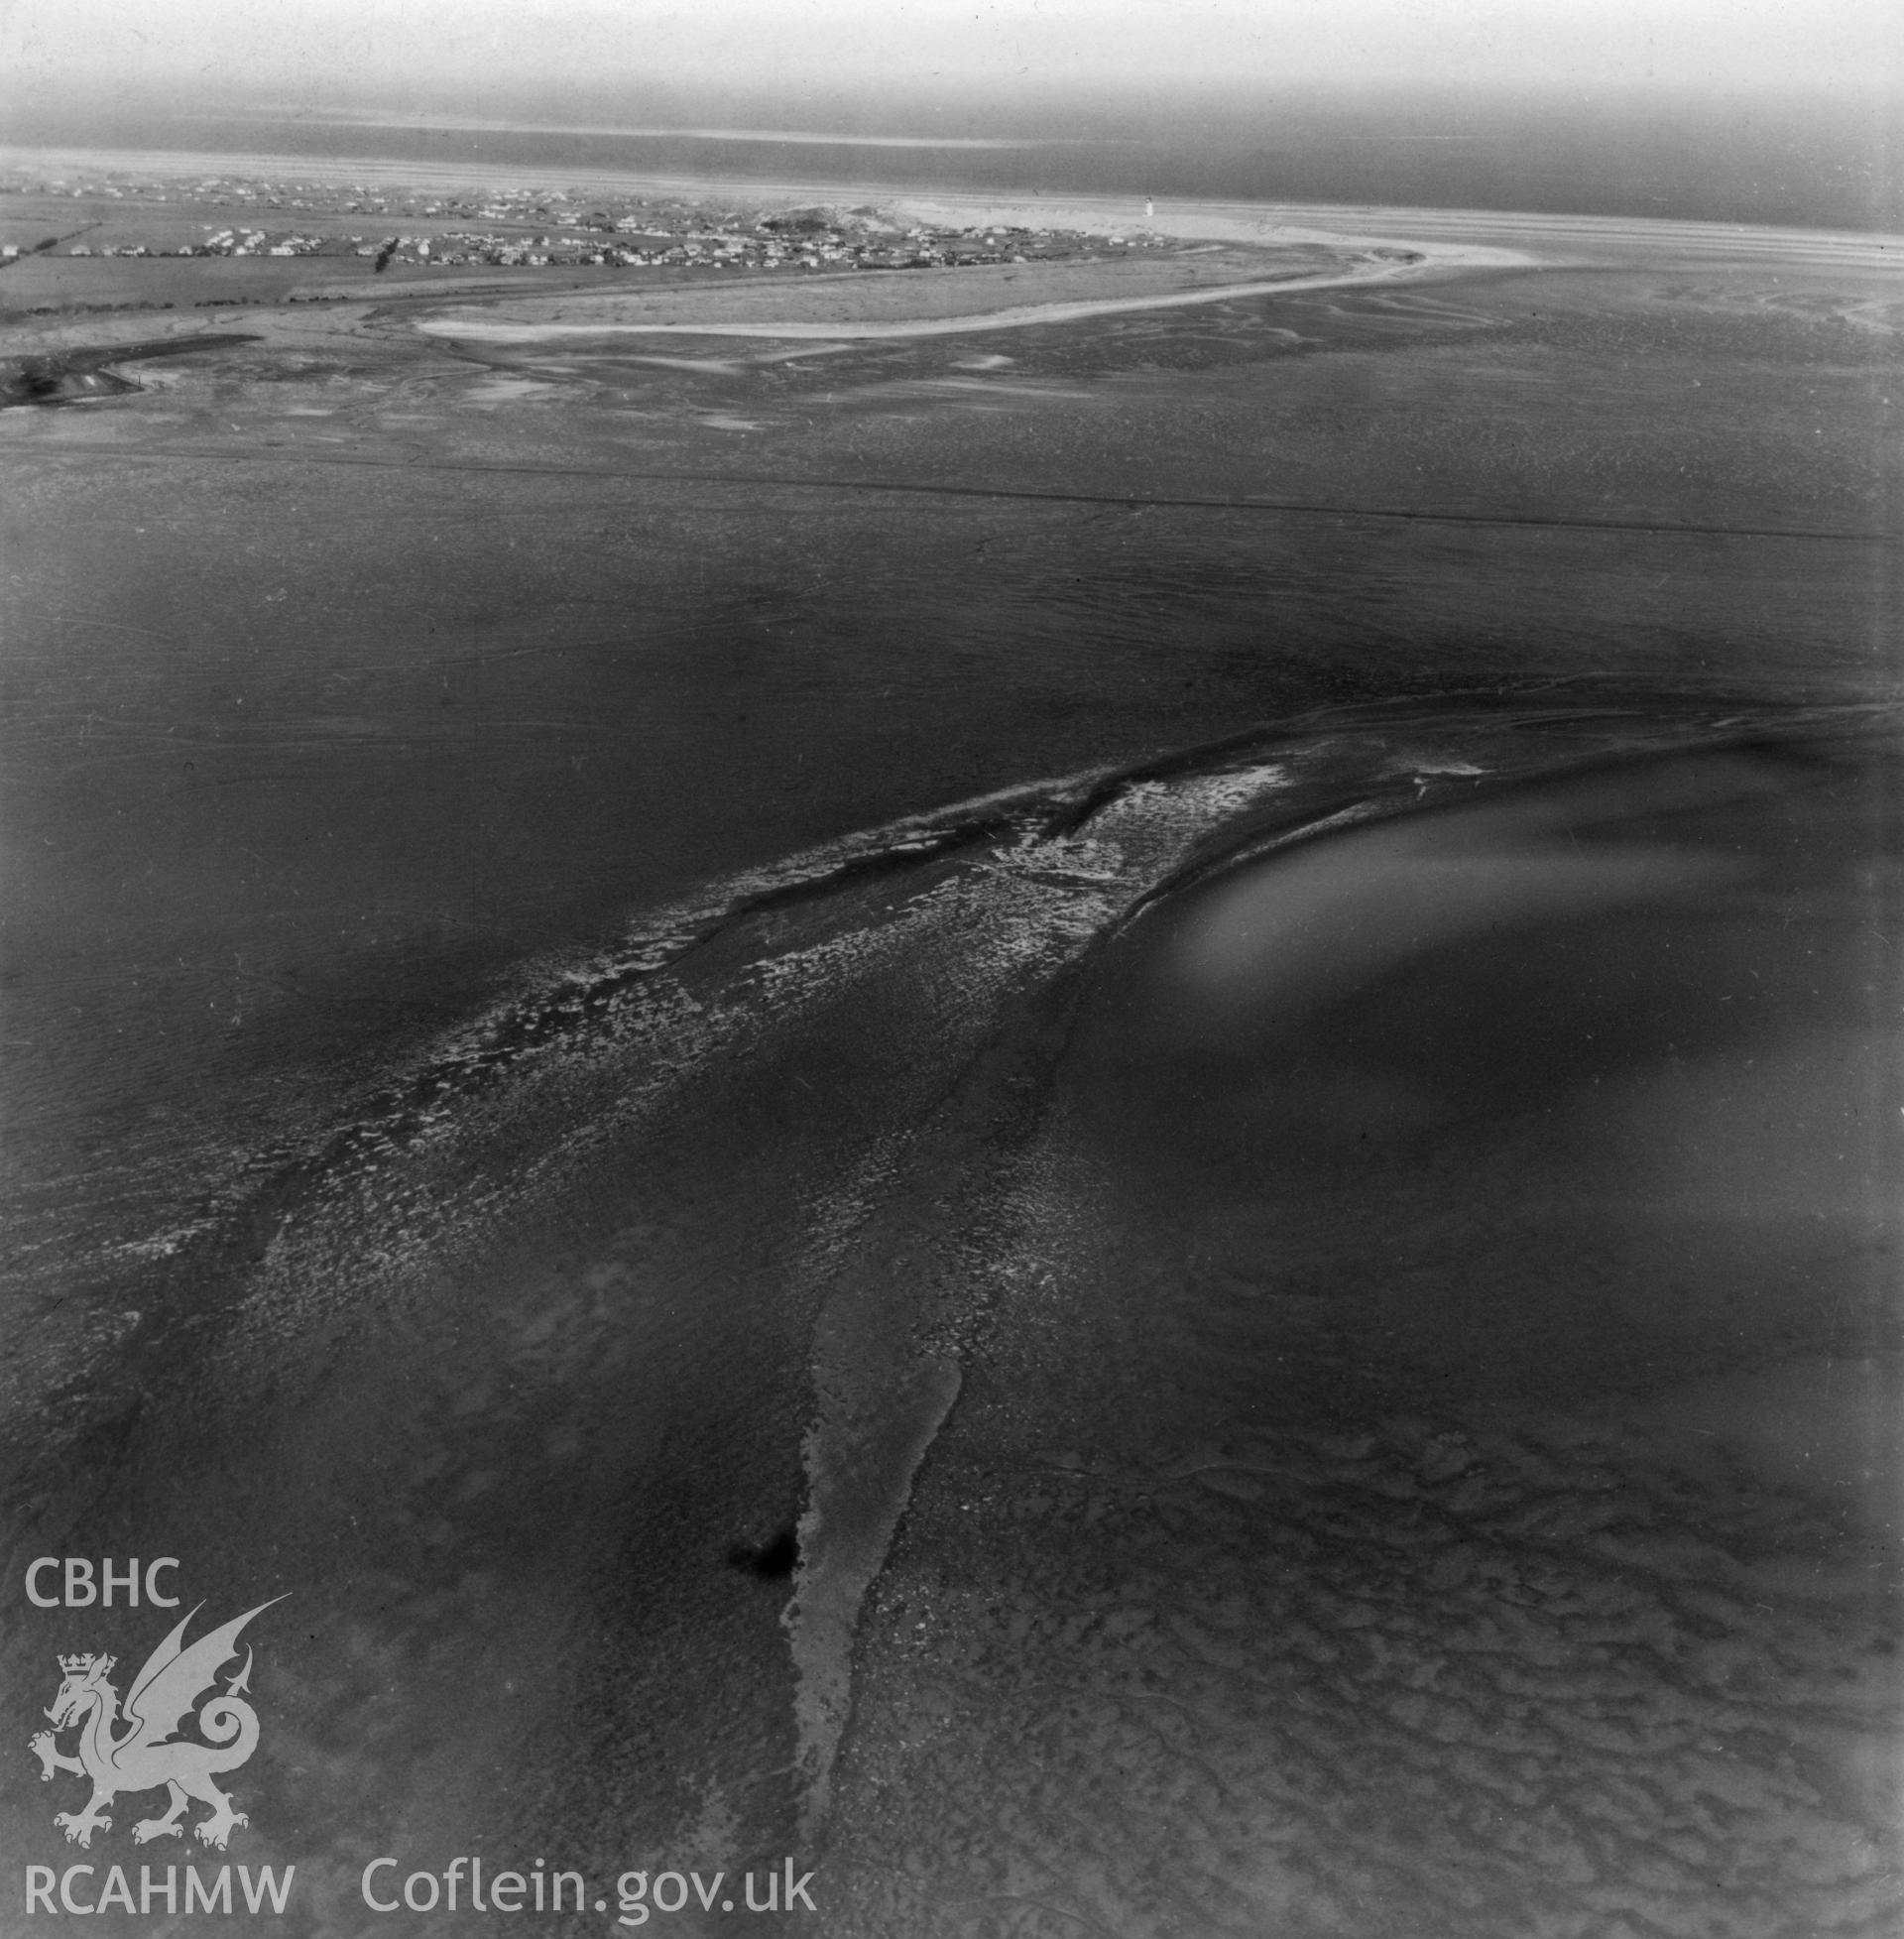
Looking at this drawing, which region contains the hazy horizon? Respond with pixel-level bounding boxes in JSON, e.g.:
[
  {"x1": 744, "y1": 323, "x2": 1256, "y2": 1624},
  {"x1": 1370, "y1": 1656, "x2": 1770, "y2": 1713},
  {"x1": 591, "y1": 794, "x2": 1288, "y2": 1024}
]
[
  {"x1": 5, "y1": 0, "x2": 1898, "y2": 90},
  {"x1": 7, "y1": 77, "x2": 1899, "y2": 232},
  {"x1": 7, "y1": 0, "x2": 1899, "y2": 227}
]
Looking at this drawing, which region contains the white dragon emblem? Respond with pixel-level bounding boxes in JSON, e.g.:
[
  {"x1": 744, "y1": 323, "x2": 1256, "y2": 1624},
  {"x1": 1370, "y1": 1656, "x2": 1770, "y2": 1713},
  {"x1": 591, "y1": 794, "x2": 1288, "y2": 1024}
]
[{"x1": 29, "y1": 1600, "x2": 283, "y2": 1851}]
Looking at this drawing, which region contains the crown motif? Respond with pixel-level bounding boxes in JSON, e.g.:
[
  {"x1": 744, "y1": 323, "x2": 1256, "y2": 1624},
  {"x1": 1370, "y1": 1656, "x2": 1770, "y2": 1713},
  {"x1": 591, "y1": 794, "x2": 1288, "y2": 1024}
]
[{"x1": 59, "y1": 1653, "x2": 91, "y2": 1672}]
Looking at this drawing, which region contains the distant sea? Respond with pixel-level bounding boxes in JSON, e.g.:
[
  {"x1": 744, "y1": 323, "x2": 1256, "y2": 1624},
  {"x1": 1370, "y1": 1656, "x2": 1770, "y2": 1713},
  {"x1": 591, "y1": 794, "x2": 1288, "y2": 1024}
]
[{"x1": 8, "y1": 81, "x2": 1899, "y2": 231}]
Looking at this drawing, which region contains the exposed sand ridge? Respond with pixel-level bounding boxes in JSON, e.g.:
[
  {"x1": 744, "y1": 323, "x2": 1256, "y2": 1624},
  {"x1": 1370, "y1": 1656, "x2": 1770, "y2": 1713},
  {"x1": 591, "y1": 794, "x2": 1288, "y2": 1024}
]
[{"x1": 408, "y1": 240, "x2": 1487, "y2": 344}]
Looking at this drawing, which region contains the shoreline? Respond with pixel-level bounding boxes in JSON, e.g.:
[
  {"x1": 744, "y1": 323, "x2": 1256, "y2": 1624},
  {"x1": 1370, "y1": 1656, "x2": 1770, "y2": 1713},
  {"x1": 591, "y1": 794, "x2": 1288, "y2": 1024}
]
[
  {"x1": 4, "y1": 140, "x2": 1895, "y2": 368},
  {"x1": 7, "y1": 143, "x2": 1898, "y2": 269},
  {"x1": 0, "y1": 143, "x2": 1534, "y2": 349}
]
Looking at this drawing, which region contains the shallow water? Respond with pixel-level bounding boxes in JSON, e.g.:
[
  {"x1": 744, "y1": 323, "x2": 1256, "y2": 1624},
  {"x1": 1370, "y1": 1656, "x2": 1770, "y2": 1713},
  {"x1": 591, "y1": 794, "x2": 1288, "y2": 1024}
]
[
  {"x1": 822, "y1": 724, "x2": 1901, "y2": 1936},
  {"x1": 4, "y1": 700, "x2": 1899, "y2": 1935}
]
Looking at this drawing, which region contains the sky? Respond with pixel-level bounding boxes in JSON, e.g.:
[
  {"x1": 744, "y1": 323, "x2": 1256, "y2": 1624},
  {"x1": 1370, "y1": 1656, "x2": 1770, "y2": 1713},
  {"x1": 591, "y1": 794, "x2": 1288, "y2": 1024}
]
[{"x1": 3, "y1": 0, "x2": 1899, "y2": 103}]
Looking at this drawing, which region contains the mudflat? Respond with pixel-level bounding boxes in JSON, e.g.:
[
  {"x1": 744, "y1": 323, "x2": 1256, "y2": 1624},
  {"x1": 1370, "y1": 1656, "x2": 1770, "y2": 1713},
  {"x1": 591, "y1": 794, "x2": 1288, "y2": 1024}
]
[{"x1": 3, "y1": 141, "x2": 1901, "y2": 1939}]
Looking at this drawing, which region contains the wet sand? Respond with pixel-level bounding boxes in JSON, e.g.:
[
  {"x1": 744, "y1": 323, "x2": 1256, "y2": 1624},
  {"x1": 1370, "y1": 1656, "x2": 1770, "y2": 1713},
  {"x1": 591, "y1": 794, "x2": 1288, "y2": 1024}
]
[
  {"x1": 407, "y1": 248, "x2": 1425, "y2": 343},
  {"x1": 1, "y1": 143, "x2": 1899, "y2": 1937}
]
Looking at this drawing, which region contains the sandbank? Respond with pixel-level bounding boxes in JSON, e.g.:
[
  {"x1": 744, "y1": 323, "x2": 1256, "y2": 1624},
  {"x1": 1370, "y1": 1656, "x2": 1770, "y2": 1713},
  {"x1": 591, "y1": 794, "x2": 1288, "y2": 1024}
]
[
  {"x1": 888, "y1": 187, "x2": 1899, "y2": 272},
  {"x1": 408, "y1": 246, "x2": 1441, "y2": 345}
]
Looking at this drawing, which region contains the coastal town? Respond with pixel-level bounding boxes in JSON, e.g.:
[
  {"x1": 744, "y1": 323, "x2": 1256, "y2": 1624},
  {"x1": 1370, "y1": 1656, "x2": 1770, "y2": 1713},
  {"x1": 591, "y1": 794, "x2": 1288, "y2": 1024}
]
[
  {"x1": 0, "y1": 159, "x2": 1405, "y2": 409},
  {"x1": 0, "y1": 166, "x2": 1158, "y2": 289}
]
